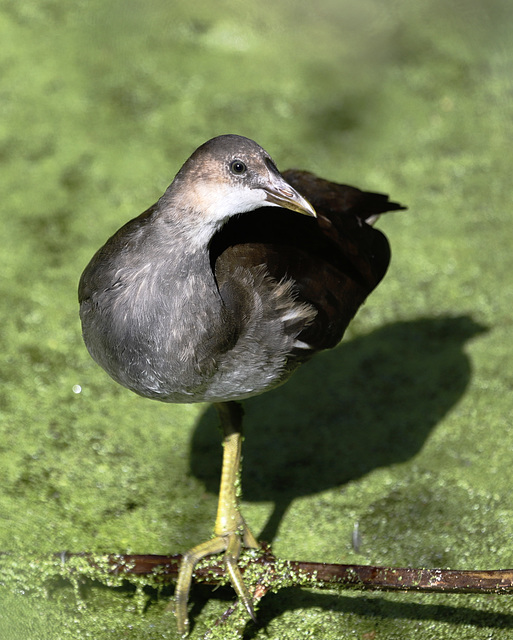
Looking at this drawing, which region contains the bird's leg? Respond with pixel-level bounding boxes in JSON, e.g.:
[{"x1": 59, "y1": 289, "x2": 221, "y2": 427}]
[
  {"x1": 174, "y1": 400, "x2": 259, "y2": 636},
  {"x1": 214, "y1": 401, "x2": 259, "y2": 549}
]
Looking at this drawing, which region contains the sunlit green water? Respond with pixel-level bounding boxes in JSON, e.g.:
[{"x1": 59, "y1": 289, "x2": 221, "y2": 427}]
[{"x1": 2, "y1": 1, "x2": 513, "y2": 638}]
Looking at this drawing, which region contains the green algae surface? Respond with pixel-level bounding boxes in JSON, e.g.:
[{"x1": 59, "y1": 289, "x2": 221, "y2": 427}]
[{"x1": 2, "y1": 0, "x2": 513, "y2": 638}]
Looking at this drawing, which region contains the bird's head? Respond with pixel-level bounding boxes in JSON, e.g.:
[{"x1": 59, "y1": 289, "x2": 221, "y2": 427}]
[{"x1": 162, "y1": 134, "x2": 316, "y2": 244}]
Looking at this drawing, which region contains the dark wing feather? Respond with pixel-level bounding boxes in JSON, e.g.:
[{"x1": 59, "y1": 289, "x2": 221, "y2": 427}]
[{"x1": 211, "y1": 170, "x2": 405, "y2": 354}]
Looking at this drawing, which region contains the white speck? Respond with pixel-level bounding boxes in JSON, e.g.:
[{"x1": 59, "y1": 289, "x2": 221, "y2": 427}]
[
  {"x1": 72, "y1": 385, "x2": 82, "y2": 394},
  {"x1": 293, "y1": 340, "x2": 312, "y2": 350}
]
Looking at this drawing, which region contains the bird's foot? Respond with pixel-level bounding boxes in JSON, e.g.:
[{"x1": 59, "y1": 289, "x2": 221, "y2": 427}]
[{"x1": 173, "y1": 523, "x2": 260, "y2": 637}]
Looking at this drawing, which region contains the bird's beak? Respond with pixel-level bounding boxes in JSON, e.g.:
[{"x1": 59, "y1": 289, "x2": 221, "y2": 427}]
[{"x1": 264, "y1": 175, "x2": 317, "y2": 218}]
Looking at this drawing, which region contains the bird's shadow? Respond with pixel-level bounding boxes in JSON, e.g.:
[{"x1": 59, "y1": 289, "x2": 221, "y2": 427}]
[{"x1": 190, "y1": 315, "x2": 486, "y2": 544}]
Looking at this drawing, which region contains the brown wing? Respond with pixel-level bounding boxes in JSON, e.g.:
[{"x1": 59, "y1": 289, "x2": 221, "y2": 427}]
[{"x1": 211, "y1": 170, "x2": 405, "y2": 353}]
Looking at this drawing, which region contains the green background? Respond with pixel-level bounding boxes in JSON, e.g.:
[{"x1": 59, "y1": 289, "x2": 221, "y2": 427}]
[{"x1": 2, "y1": 0, "x2": 513, "y2": 638}]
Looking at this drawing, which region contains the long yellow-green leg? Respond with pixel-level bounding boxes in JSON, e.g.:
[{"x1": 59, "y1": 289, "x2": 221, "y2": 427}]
[
  {"x1": 214, "y1": 402, "x2": 259, "y2": 549},
  {"x1": 174, "y1": 401, "x2": 259, "y2": 637}
]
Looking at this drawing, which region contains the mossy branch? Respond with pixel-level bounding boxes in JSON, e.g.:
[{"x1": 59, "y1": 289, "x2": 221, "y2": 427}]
[
  {"x1": 3, "y1": 549, "x2": 513, "y2": 638},
  {"x1": 57, "y1": 549, "x2": 513, "y2": 595}
]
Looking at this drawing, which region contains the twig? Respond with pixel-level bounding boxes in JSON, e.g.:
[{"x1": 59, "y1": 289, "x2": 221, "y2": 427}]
[{"x1": 58, "y1": 551, "x2": 513, "y2": 595}]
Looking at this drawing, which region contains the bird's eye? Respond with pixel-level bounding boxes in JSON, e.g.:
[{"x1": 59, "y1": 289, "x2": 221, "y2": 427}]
[{"x1": 230, "y1": 160, "x2": 247, "y2": 175}]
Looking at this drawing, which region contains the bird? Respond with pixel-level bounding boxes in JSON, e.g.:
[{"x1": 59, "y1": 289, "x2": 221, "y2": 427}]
[{"x1": 78, "y1": 134, "x2": 405, "y2": 635}]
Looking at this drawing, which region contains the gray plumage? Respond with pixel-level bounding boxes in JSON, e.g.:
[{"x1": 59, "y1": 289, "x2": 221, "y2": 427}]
[{"x1": 79, "y1": 135, "x2": 317, "y2": 403}]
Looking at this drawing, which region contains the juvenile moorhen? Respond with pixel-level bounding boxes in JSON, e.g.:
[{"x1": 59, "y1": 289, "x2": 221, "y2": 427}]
[{"x1": 78, "y1": 134, "x2": 405, "y2": 635}]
